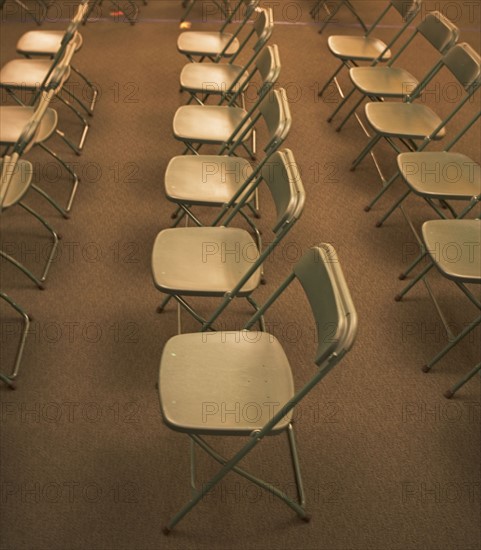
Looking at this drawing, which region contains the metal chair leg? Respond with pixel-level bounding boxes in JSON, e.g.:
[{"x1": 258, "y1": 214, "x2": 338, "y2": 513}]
[{"x1": 444, "y1": 362, "x2": 481, "y2": 399}]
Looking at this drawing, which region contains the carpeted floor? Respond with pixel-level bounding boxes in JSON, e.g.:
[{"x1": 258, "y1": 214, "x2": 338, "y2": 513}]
[{"x1": 0, "y1": 1, "x2": 480, "y2": 549}]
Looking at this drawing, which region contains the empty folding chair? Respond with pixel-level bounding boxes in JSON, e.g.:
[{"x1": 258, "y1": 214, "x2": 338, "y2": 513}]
[
  {"x1": 0, "y1": 3, "x2": 91, "y2": 154},
  {"x1": 15, "y1": 0, "x2": 98, "y2": 114},
  {"x1": 0, "y1": 87, "x2": 79, "y2": 218},
  {"x1": 0, "y1": 292, "x2": 30, "y2": 389},
  {"x1": 394, "y1": 219, "x2": 481, "y2": 398},
  {"x1": 158, "y1": 244, "x2": 358, "y2": 533},
  {"x1": 177, "y1": 0, "x2": 260, "y2": 62},
  {"x1": 166, "y1": 88, "x2": 291, "y2": 231},
  {"x1": 0, "y1": 118, "x2": 60, "y2": 289},
  {"x1": 180, "y1": 7, "x2": 273, "y2": 105},
  {"x1": 173, "y1": 43, "x2": 281, "y2": 157},
  {"x1": 350, "y1": 43, "x2": 481, "y2": 173},
  {"x1": 374, "y1": 110, "x2": 481, "y2": 227},
  {"x1": 317, "y1": 0, "x2": 422, "y2": 100},
  {"x1": 328, "y1": 11, "x2": 459, "y2": 130},
  {"x1": 151, "y1": 149, "x2": 305, "y2": 333},
  {"x1": 311, "y1": 0, "x2": 368, "y2": 34}
]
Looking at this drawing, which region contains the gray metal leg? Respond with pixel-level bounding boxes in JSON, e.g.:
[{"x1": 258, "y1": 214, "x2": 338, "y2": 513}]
[{"x1": 444, "y1": 363, "x2": 481, "y2": 399}]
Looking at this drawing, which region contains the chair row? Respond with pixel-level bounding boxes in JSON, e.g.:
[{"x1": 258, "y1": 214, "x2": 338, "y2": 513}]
[
  {"x1": 152, "y1": 3, "x2": 359, "y2": 534},
  {"x1": 316, "y1": 0, "x2": 481, "y2": 397},
  {"x1": 0, "y1": 0, "x2": 99, "y2": 387}
]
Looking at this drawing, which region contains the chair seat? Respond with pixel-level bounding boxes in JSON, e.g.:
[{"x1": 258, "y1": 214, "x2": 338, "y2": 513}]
[
  {"x1": 328, "y1": 35, "x2": 392, "y2": 61},
  {"x1": 173, "y1": 104, "x2": 251, "y2": 144},
  {"x1": 16, "y1": 31, "x2": 83, "y2": 56},
  {"x1": 0, "y1": 106, "x2": 58, "y2": 145},
  {"x1": 177, "y1": 31, "x2": 239, "y2": 57},
  {"x1": 165, "y1": 155, "x2": 253, "y2": 204},
  {"x1": 350, "y1": 66, "x2": 418, "y2": 96},
  {"x1": 159, "y1": 331, "x2": 294, "y2": 435},
  {"x1": 180, "y1": 62, "x2": 245, "y2": 93},
  {"x1": 0, "y1": 159, "x2": 33, "y2": 208},
  {"x1": 152, "y1": 226, "x2": 261, "y2": 295},
  {"x1": 365, "y1": 103, "x2": 445, "y2": 140},
  {"x1": 398, "y1": 152, "x2": 481, "y2": 199},
  {"x1": 0, "y1": 58, "x2": 52, "y2": 89},
  {"x1": 423, "y1": 219, "x2": 481, "y2": 283}
]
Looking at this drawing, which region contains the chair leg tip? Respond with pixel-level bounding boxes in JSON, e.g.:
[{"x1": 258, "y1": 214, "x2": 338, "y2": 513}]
[
  {"x1": 162, "y1": 527, "x2": 171, "y2": 536},
  {"x1": 444, "y1": 390, "x2": 454, "y2": 399},
  {"x1": 349, "y1": 166, "x2": 355, "y2": 172},
  {"x1": 156, "y1": 307, "x2": 164, "y2": 314},
  {"x1": 364, "y1": 206, "x2": 371, "y2": 212},
  {"x1": 375, "y1": 221, "x2": 382, "y2": 228},
  {"x1": 398, "y1": 273, "x2": 406, "y2": 281},
  {"x1": 394, "y1": 294, "x2": 402, "y2": 302},
  {"x1": 301, "y1": 514, "x2": 311, "y2": 523},
  {"x1": 421, "y1": 365, "x2": 430, "y2": 373},
  {"x1": 261, "y1": 277, "x2": 266, "y2": 285},
  {"x1": 39, "y1": 284, "x2": 46, "y2": 291}
]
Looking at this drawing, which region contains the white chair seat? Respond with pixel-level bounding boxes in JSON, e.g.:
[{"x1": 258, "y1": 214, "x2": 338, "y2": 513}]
[
  {"x1": 328, "y1": 35, "x2": 391, "y2": 61},
  {"x1": 365, "y1": 103, "x2": 445, "y2": 139},
  {"x1": 173, "y1": 104, "x2": 251, "y2": 144},
  {"x1": 350, "y1": 66, "x2": 418, "y2": 96},
  {"x1": 152, "y1": 226, "x2": 261, "y2": 295},
  {"x1": 180, "y1": 62, "x2": 245, "y2": 93},
  {"x1": 177, "y1": 31, "x2": 239, "y2": 57},
  {"x1": 160, "y1": 331, "x2": 294, "y2": 435},
  {"x1": 398, "y1": 152, "x2": 481, "y2": 199},
  {"x1": 165, "y1": 155, "x2": 253, "y2": 204}
]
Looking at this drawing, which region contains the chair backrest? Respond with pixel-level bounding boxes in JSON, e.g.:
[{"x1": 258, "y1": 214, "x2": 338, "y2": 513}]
[
  {"x1": 388, "y1": 11, "x2": 459, "y2": 67},
  {"x1": 228, "y1": 42, "x2": 280, "y2": 106},
  {"x1": 229, "y1": 6, "x2": 273, "y2": 64},
  {"x1": 245, "y1": 244, "x2": 358, "y2": 369},
  {"x1": 417, "y1": 11, "x2": 459, "y2": 53},
  {"x1": 262, "y1": 148, "x2": 305, "y2": 234}
]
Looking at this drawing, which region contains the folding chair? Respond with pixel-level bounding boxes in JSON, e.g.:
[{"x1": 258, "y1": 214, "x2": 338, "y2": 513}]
[
  {"x1": 317, "y1": 0, "x2": 422, "y2": 100},
  {"x1": 166, "y1": 88, "x2": 292, "y2": 232},
  {"x1": 177, "y1": 0, "x2": 260, "y2": 62},
  {"x1": 310, "y1": 0, "x2": 368, "y2": 34},
  {"x1": 15, "y1": 0, "x2": 98, "y2": 114},
  {"x1": 328, "y1": 11, "x2": 459, "y2": 130},
  {"x1": 394, "y1": 219, "x2": 481, "y2": 398},
  {"x1": 0, "y1": 109, "x2": 61, "y2": 289},
  {"x1": 0, "y1": 87, "x2": 79, "y2": 218},
  {"x1": 152, "y1": 149, "x2": 305, "y2": 333},
  {"x1": 0, "y1": 0, "x2": 48, "y2": 25},
  {"x1": 0, "y1": 2, "x2": 91, "y2": 154},
  {"x1": 158, "y1": 244, "x2": 358, "y2": 533},
  {"x1": 173, "y1": 43, "x2": 281, "y2": 158},
  {"x1": 350, "y1": 43, "x2": 481, "y2": 173},
  {"x1": 180, "y1": 7, "x2": 273, "y2": 105},
  {"x1": 373, "y1": 110, "x2": 481, "y2": 227},
  {"x1": 0, "y1": 292, "x2": 30, "y2": 389}
]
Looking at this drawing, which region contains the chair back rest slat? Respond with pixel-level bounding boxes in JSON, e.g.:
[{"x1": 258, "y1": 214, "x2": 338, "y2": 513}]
[{"x1": 293, "y1": 245, "x2": 358, "y2": 364}]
